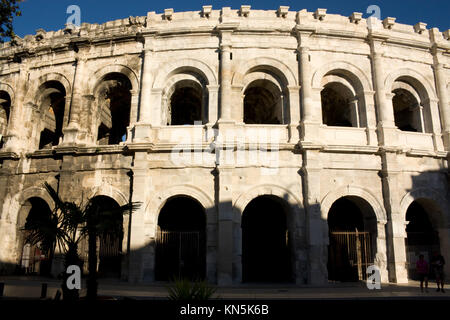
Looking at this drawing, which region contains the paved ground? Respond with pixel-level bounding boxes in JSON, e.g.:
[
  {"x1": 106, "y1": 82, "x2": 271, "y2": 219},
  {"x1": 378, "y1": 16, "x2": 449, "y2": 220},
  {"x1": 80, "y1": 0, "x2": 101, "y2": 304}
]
[{"x1": 1, "y1": 276, "x2": 449, "y2": 300}]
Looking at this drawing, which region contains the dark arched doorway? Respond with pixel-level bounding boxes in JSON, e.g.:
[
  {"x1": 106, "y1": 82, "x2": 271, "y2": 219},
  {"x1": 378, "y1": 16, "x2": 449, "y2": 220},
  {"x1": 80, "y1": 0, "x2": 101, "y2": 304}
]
[
  {"x1": 242, "y1": 196, "x2": 292, "y2": 283},
  {"x1": 327, "y1": 197, "x2": 377, "y2": 282},
  {"x1": 96, "y1": 73, "x2": 132, "y2": 145},
  {"x1": 405, "y1": 201, "x2": 440, "y2": 280},
  {"x1": 243, "y1": 80, "x2": 283, "y2": 124},
  {"x1": 155, "y1": 196, "x2": 206, "y2": 281},
  {"x1": 89, "y1": 196, "x2": 124, "y2": 278},
  {"x1": 19, "y1": 197, "x2": 54, "y2": 276}
]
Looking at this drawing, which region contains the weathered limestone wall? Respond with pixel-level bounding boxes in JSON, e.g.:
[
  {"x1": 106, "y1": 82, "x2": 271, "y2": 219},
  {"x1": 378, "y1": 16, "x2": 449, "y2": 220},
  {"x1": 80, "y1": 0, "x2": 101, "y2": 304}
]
[{"x1": 0, "y1": 7, "x2": 448, "y2": 284}]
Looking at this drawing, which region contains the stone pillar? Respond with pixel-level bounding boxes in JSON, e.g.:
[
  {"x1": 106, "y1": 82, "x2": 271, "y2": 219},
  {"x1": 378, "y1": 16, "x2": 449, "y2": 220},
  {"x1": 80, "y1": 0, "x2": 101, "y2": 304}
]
[
  {"x1": 139, "y1": 48, "x2": 153, "y2": 123},
  {"x1": 127, "y1": 152, "x2": 150, "y2": 282},
  {"x1": 298, "y1": 43, "x2": 320, "y2": 144},
  {"x1": 206, "y1": 85, "x2": 219, "y2": 125},
  {"x1": 437, "y1": 228, "x2": 450, "y2": 277},
  {"x1": 369, "y1": 37, "x2": 398, "y2": 147},
  {"x1": 432, "y1": 62, "x2": 450, "y2": 149},
  {"x1": 430, "y1": 28, "x2": 450, "y2": 150},
  {"x1": 216, "y1": 166, "x2": 234, "y2": 285},
  {"x1": 424, "y1": 98, "x2": 445, "y2": 151},
  {"x1": 287, "y1": 85, "x2": 301, "y2": 143},
  {"x1": 63, "y1": 58, "x2": 86, "y2": 144},
  {"x1": 375, "y1": 220, "x2": 389, "y2": 283},
  {"x1": 134, "y1": 42, "x2": 154, "y2": 142},
  {"x1": 349, "y1": 99, "x2": 360, "y2": 128},
  {"x1": 302, "y1": 149, "x2": 328, "y2": 284},
  {"x1": 219, "y1": 44, "x2": 233, "y2": 122},
  {"x1": 381, "y1": 151, "x2": 409, "y2": 283},
  {"x1": 4, "y1": 63, "x2": 29, "y2": 152}
]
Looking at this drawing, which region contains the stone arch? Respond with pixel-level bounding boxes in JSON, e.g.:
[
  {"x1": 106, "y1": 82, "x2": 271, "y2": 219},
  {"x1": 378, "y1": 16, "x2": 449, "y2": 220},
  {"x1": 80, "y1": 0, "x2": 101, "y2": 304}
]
[
  {"x1": 153, "y1": 59, "x2": 217, "y2": 89},
  {"x1": 232, "y1": 56, "x2": 297, "y2": 87},
  {"x1": 311, "y1": 61, "x2": 372, "y2": 92},
  {"x1": 29, "y1": 73, "x2": 72, "y2": 105},
  {"x1": 320, "y1": 186, "x2": 386, "y2": 222},
  {"x1": 8, "y1": 186, "x2": 56, "y2": 231},
  {"x1": 233, "y1": 184, "x2": 305, "y2": 284},
  {"x1": 0, "y1": 82, "x2": 15, "y2": 104},
  {"x1": 151, "y1": 184, "x2": 216, "y2": 282},
  {"x1": 149, "y1": 184, "x2": 214, "y2": 226},
  {"x1": 384, "y1": 68, "x2": 437, "y2": 101},
  {"x1": 87, "y1": 185, "x2": 129, "y2": 207},
  {"x1": 400, "y1": 188, "x2": 449, "y2": 228},
  {"x1": 233, "y1": 184, "x2": 302, "y2": 216},
  {"x1": 88, "y1": 64, "x2": 139, "y2": 94}
]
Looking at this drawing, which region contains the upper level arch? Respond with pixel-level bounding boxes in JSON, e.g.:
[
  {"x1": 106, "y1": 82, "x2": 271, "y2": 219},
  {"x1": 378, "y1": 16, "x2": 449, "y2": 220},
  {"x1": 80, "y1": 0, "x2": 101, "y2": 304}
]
[
  {"x1": 311, "y1": 61, "x2": 372, "y2": 92},
  {"x1": 386, "y1": 69, "x2": 438, "y2": 133},
  {"x1": 153, "y1": 59, "x2": 217, "y2": 89},
  {"x1": 385, "y1": 68, "x2": 437, "y2": 102},
  {"x1": 88, "y1": 64, "x2": 139, "y2": 94},
  {"x1": 28, "y1": 72, "x2": 72, "y2": 106},
  {"x1": 232, "y1": 57, "x2": 297, "y2": 87},
  {"x1": 312, "y1": 61, "x2": 372, "y2": 128}
]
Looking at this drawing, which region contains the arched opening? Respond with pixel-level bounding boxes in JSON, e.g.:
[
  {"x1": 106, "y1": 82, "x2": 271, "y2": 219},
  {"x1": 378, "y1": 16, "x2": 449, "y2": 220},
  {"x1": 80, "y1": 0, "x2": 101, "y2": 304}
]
[
  {"x1": 96, "y1": 73, "x2": 132, "y2": 145},
  {"x1": 167, "y1": 80, "x2": 203, "y2": 125},
  {"x1": 18, "y1": 197, "x2": 54, "y2": 276},
  {"x1": 327, "y1": 197, "x2": 377, "y2": 282},
  {"x1": 392, "y1": 88, "x2": 421, "y2": 132},
  {"x1": 155, "y1": 196, "x2": 206, "y2": 280},
  {"x1": 0, "y1": 90, "x2": 11, "y2": 149},
  {"x1": 84, "y1": 196, "x2": 124, "y2": 278},
  {"x1": 38, "y1": 81, "x2": 66, "y2": 149},
  {"x1": 321, "y1": 82, "x2": 356, "y2": 127},
  {"x1": 244, "y1": 80, "x2": 283, "y2": 124},
  {"x1": 405, "y1": 201, "x2": 440, "y2": 280},
  {"x1": 242, "y1": 195, "x2": 292, "y2": 282}
]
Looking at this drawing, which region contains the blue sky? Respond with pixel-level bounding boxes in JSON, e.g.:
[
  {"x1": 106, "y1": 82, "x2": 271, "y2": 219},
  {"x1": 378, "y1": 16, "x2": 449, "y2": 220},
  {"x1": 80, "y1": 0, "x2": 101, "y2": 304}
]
[{"x1": 11, "y1": 0, "x2": 450, "y2": 38}]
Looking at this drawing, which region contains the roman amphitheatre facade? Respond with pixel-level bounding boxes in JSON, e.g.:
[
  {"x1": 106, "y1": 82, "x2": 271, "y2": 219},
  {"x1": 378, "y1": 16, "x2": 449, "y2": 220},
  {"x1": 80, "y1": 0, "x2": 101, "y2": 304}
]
[{"x1": 0, "y1": 6, "x2": 449, "y2": 285}]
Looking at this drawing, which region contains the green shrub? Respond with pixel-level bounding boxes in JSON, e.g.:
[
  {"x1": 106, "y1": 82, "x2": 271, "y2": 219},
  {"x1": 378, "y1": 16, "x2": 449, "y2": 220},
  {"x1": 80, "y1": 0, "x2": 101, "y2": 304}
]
[{"x1": 168, "y1": 277, "x2": 216, "y2": 300}]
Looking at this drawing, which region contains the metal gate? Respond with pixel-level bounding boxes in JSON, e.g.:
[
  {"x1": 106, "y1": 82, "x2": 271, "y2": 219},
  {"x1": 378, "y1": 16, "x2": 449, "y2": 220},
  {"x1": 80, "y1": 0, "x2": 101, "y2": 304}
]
[
  {"x1": 328, "y1": 231, "x2": 373, "y2": 281},
  {"x1": 98, "y1": 233, "x2": 122, "y2": 277},
  {"x1": 155, "y1": 230, "x2": 205, "y2": 281}
]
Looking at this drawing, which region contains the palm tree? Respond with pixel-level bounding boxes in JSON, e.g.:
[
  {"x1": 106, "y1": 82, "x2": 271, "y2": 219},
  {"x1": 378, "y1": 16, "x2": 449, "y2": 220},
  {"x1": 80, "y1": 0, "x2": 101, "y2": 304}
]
[
  {"x1": 23, "y1": 182, "x2": 86, "y2": 300},
  {"x1": 23, "y1": 182, "x2": 141, "y2": 301}
]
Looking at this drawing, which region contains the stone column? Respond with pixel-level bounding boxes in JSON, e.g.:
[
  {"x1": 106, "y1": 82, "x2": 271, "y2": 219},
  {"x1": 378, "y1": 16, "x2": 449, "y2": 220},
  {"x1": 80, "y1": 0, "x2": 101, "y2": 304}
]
[
  {"x1": 134, "y1": 42, "x2": 154, "y2": 142},
  {"x1": 430, "y1": 28, "x2": 450, "y2": 150},
  {"x1": 219, "y1": 44, "x2": 233, "y2": 122},
  {"x1": 369, "y1": 37, "x2": 398, "y2": 146},
  {"x1": 302, "y1": 149, "x2": 328, "y2": 284},
  {"x1": 433, "y1": 62, "x2": 450, "y2": 149},
  {"x1": 127, "y1": 152, "x2": 150, "y2": 282},
  {"x1": 4, "y1": 63, "x2": 29, "y2": 152},
  {"x1": 381, "y1": 151, "x2": 409, "y2": 283},
  {"x1": 287, "y1": 85, "x2": 301, "y2": 143},
  {"x1": 206, "y1": 85, "x2": 219, "y2": 124},
  {"x1": 298, "y1": 43, "x2": 321, "y2": 144},
  {"x1": 437, "y1": 228, "x2": 450, "y2": 277},
  {"x1": 139, "y1": 48, "x2": 153, "y2": 123},
  {"x1": 63, "y1": 58, "x2": 86, "y2": 144},
  {"x1": 375, "y1": 220, "x2": 389, "y2": 283},
  {"x1": 216, "y1": 166, "x2": 234, "y2": 285}
]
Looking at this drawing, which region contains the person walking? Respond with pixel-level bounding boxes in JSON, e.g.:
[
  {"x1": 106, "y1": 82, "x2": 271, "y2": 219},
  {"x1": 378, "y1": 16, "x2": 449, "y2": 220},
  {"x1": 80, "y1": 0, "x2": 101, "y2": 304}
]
[
  {"x1": 430, "y1": 252, "x2": 445, "y2": 293},
  {"x1": 416, "y1": 254, "x2": 429, "y2": 293}
]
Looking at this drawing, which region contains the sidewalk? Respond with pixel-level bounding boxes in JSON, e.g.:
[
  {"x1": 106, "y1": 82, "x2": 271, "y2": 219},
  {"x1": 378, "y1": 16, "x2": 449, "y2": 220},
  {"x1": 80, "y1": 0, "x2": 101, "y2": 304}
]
[{"x1": 1, "y1": 276, "x2": 449, "y2": 300}]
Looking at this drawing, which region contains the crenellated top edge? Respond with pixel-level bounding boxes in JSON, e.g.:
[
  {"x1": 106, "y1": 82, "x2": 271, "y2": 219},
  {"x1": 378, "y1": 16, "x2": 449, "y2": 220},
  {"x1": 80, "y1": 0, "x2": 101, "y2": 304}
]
[{"x1": 0, "y1": 6, "x2": 448, "y2": 53}]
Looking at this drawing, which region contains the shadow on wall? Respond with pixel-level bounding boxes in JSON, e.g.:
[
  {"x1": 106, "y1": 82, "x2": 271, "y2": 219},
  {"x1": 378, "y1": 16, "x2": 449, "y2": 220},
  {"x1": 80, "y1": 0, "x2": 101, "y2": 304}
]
[
  {"x1": 0, "y1": 166, "x2": 449, "y2": 285},
  {"x1": 402, "y1": 166, "x2": 450, "y2": 280}
]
